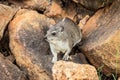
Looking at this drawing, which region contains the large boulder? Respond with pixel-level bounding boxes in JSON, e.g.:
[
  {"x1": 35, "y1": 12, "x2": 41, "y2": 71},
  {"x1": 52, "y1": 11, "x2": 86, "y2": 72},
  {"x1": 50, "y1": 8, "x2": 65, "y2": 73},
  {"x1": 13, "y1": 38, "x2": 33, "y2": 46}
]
[
  {"x1": 7, "y1": 0, "x2": 51, "y2": 11},
  {"x1": 81, "y1": 0, "x2": 120, "y2": 76},
  {"x1": 0, "y1": 53, "x2": 26, "y2": 80},
  {"x1": 45, "y1": 1, "x2": 77, "y2": 22},
  {"x1": 52, "y1": 61, "x2": 98, "y2": 80},
  {"x1": 0, "y1": 4, "x2": 18, "y2": 40},
  {"x1": 72, "y1": 0, "x2": 113, "y2": 10},
  {"x1": 45, "y1": 0, "x2": 93, "y2": 23},
  {"x1": 9, "y1": 9, "x2": 55, "y2": 80}
]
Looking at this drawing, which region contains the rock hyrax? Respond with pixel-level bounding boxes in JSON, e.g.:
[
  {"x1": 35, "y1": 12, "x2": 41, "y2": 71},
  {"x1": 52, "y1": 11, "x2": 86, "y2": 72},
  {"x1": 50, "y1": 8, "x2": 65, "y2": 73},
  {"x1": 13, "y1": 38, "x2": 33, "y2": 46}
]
[{"x1": 45, "y1": 18, "x2": 82, "y2": 63}]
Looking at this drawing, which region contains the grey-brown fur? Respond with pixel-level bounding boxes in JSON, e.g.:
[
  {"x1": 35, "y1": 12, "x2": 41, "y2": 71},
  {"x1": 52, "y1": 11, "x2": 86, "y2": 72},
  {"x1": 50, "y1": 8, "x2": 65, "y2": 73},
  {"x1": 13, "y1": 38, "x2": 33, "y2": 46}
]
[{"x1": 45, "y1": 18, "x2": 82, "y2": 63}]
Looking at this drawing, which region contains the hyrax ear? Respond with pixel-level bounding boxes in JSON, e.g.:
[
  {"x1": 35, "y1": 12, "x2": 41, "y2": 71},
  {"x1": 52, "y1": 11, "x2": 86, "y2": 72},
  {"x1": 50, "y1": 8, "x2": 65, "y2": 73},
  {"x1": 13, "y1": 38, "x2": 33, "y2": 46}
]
[{"x1": 59, "y1": 26, "x2": 64, "y2": 32}]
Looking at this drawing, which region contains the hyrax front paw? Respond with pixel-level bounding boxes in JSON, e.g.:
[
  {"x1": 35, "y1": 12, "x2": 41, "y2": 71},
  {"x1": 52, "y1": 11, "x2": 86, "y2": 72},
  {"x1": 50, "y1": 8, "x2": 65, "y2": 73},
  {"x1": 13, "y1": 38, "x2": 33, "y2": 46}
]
[
  {"x1": 62, "y1": 55, "x2": 69, "y2": 61},
  {"x1": 52, "y1": 57, "x2": 57, "y2": 63}
]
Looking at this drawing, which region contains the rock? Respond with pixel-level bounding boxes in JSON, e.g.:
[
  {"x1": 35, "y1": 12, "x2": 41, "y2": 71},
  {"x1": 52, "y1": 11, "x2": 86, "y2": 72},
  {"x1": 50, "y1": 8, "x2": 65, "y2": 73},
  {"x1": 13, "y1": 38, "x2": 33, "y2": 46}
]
[
  {"x1": 45, "y1": 1, "x2": 93, "y2": 23},
  {"x1": 9, "y1": 9, "x2": 55, "y2": 80},
  {"x1": 81, "y1": 0, "x2": 120, "y2": 75},
  {"x1": 7, "y1": 0, "x2": 93, "y2": 23},
  {"x1": 0, "y1": 53, "x2": 26, "y2": 80},
  {"x1": 52, "y1": 61, "x2": 98, "y2": 80},
  {"x1": 45, "y1": 1, "x2": 77, "y2": 22},
  {"x1": 0, "y1": 4, "x2": 18, "y2": 40},
  {"x1": 7, "y1": 0, "x2": 51, "y2": 11},
  {"x1": 72, "y1": 0, "x2": 113, "y2": 10}
]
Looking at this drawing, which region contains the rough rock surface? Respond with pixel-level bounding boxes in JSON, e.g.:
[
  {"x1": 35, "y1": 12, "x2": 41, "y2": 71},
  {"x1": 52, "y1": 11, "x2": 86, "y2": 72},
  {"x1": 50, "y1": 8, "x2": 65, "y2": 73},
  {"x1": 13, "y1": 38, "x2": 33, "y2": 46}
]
[
  {"x1": 81, "y1": 0, "x2": 120, "y2": 75},
  {"x1": 45, "y1": 0, "x2": 93, "y2": 23},
  {"x1": 9, "y1": 9, "x2": 55, "y2": 80},
  {"x1": 7, "y1": 0, "x2": 51, "y2": 11},
  {"x1": 0, "y1": 53, "x2": 26, "y2": 80},
  {"x1": 52, "y1": 61, "x2": 98, "y2": 80},
  {"x1": 45, "y1": 1, "x2": 77, "y2": 22},
  {"x1": 72, "y1": 0, "x2": 113, "y2": 10},
  {"x1": 6, "y1": 0, "x2": 93, "y2": 23},
  {"x1": 0, "y1": 4, "x2": 18, "y2": 40}
]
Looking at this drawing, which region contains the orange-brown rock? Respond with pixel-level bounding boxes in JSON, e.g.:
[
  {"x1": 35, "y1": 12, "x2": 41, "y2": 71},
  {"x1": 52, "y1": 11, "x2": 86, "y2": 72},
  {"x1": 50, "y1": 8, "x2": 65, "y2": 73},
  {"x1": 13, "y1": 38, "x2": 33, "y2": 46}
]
[
  {"x1": 45, "y1": 1, "x2": 93, "y2": 23},
  {"x1": 0, "y1": 53, "x2": 26, "y2": 80},
  {"x1": 45, "y1": 1, "x2": 77, "y2": 22},
  {"x1": 81, "y1": 0, "x2": 120, "y2": 75},
  {"x1": 0, "y1": 4, "x2": 18, "y2": 40},
  {"x1": 9, "y1": 9, "x2": 55, "y2": 80},
  {"x1": 7, "y1": 0, "x2": 50, "y2": 11},
  {"x1": 52, "y1": 61, "x2": 98, "y2": 80}
]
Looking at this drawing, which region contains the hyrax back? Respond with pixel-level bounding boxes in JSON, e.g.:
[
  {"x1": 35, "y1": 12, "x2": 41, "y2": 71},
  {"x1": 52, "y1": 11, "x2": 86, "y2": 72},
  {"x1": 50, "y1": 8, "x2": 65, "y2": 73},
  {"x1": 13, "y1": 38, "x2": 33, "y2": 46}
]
[{"x1": 45, "y1": 18, "x2": 82, "y2": 63}]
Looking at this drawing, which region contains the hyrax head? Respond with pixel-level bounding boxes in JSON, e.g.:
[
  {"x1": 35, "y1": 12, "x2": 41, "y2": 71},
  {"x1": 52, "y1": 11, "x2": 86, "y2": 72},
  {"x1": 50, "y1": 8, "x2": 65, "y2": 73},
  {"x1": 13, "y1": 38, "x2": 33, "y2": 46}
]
[{"x1": 45, "y1": 25, "x2": 64, "y2": 43}]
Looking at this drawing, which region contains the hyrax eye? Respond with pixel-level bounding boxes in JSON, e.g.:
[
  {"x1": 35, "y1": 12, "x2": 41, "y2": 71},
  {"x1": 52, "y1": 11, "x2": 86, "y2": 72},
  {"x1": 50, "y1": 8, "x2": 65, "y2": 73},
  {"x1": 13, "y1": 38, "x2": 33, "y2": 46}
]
[{"x1": 51, "y1": 32, "x2": 56, "y2": 36}]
